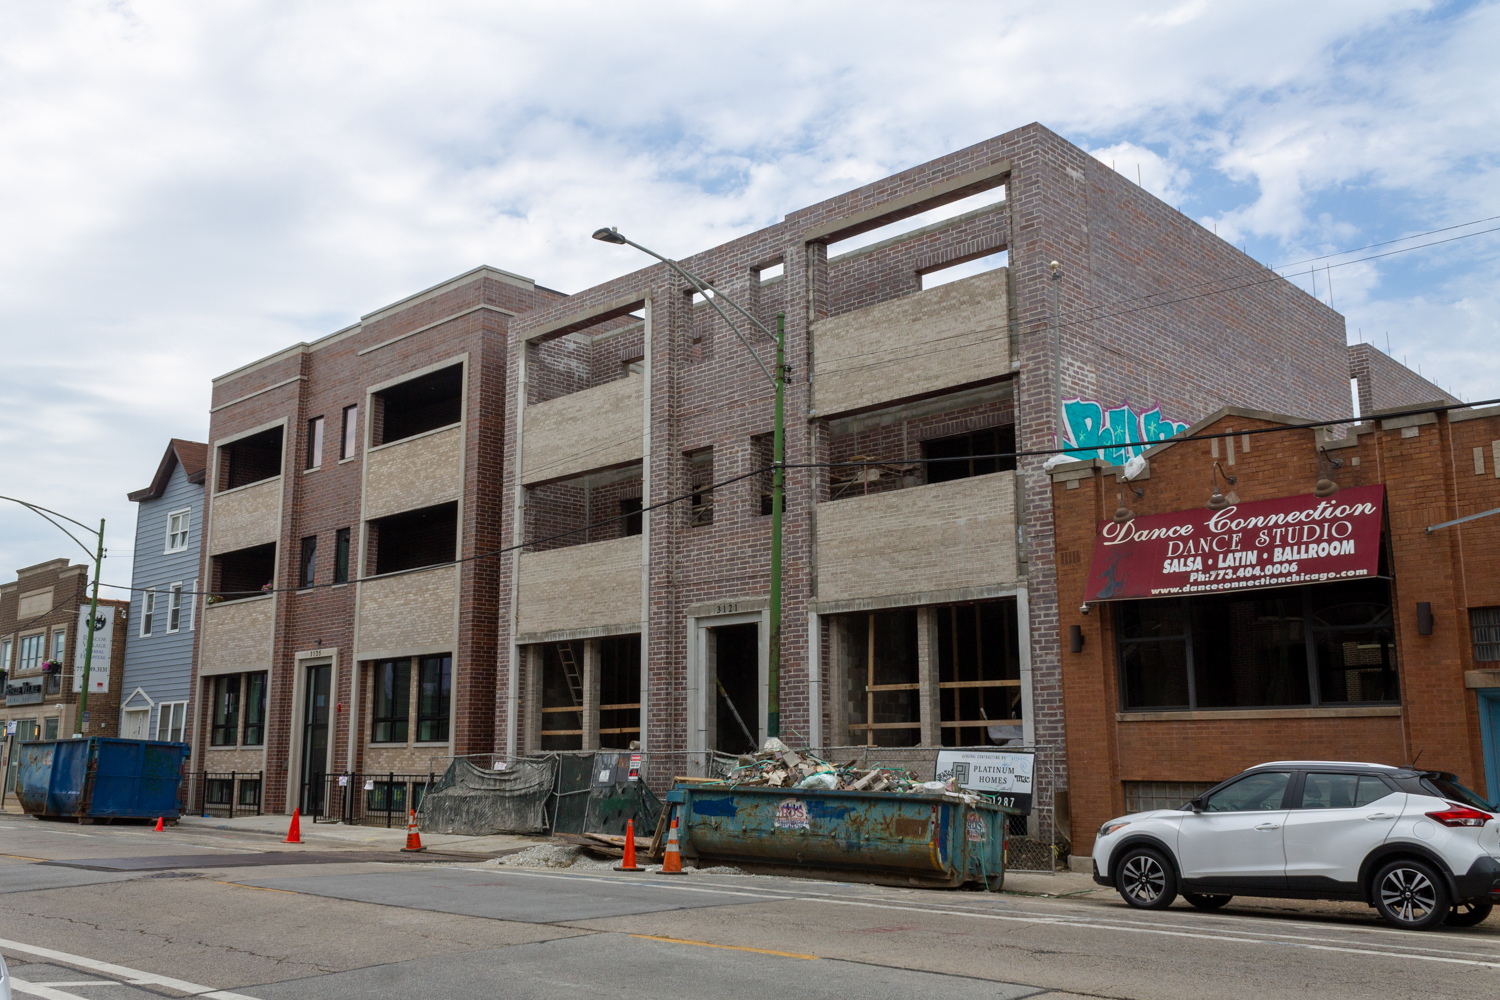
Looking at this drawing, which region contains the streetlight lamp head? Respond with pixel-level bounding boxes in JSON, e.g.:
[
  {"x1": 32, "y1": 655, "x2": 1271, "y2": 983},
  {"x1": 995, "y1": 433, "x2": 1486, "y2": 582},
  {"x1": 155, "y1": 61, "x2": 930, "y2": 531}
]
[{"x1": 592, "y1": 227, "x2": 627, "y2": 245}]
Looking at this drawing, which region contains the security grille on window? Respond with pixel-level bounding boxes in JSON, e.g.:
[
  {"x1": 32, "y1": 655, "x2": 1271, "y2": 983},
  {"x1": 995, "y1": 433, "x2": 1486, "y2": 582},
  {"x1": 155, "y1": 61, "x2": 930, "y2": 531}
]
[
  {"x1": 166, "y1": 510, "x2": 191, "y2": 552},
  {"x1": 168, "y1": 584, "x2": 183, "y2": 632},
  {"x1": 1473, "y1": 608, "x2": 1500, "y2": 662},
  {"x1": 141, "y1": 589, "x2": 156, "y2": 637},
  {"x1": 157, "y1": 701, "x2": 187, "y2": 742}
]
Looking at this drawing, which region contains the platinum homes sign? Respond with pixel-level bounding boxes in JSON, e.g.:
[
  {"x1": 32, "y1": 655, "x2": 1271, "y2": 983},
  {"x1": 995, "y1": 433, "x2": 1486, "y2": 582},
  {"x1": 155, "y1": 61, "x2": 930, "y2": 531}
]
[{"x1": 1085, "y1": 484, "x2": 1385, "y2": 601}]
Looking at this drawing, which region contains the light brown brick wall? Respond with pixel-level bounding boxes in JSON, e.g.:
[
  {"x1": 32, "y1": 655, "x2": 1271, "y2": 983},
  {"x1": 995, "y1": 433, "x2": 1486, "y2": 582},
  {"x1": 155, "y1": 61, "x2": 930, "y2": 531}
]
[
  {"x1": 201, "y1": 746, "x2": 267, "y2": 773},
  {"x1": 356, "y1": 565, "x2": 458, "y2": 655},
  {"x1": 208, "y1": 478, "x2": 282, "y2": 555},
  {"x1": 517, "y1": 536, "x2": 640, "y2": 634},
  {"x1": 363, "y1": 425, "x2": 463, "y2": 521},
  {"x1": 817, "y1": 471, "x2": 1018, "y2": 604},
  {"x1": 521, "y1": 373, "x2": 643, "y2": 484},
  {"x1": 199, "y1": 597, "x2": 275, "y2": 675}
]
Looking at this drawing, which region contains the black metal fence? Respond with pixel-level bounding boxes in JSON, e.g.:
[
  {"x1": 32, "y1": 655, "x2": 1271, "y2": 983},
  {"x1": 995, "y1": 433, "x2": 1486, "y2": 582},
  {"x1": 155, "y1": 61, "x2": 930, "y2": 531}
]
[
  {"x1": 300, "y1": 772, "x2": 434, "y2": 828},
  {"x1": 188, "y1": 771, "x2": 264, "y2": 818}
]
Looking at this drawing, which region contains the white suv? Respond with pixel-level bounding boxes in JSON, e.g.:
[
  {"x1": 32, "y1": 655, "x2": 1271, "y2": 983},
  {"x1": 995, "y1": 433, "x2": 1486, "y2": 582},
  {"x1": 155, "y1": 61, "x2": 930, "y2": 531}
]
[{"x1": 1092, "y1": 761, "x2": 1500, "y2": 930}]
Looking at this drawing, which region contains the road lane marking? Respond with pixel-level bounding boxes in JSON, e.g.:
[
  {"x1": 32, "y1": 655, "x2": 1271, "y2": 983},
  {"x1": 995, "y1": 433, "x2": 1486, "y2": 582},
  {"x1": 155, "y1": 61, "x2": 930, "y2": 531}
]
[
  {"x1": 0, "y1": 854, "x2": 48, "y2": 861},
  {"x1": 0, "y1": 936, "x2": 260, "y2": 998},
  {"x1": 629, "y1": 934, "x2": 818, "y2": 960},
  {"x1": 10, "y1": 979, "x2": 94, "y2": 1000}
]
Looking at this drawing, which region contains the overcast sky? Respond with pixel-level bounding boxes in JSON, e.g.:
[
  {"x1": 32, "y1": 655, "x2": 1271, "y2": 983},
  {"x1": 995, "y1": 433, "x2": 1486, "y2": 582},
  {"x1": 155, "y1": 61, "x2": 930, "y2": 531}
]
[{"x1": 2, "y1": 0, "x2": 1497, "y2": 581}]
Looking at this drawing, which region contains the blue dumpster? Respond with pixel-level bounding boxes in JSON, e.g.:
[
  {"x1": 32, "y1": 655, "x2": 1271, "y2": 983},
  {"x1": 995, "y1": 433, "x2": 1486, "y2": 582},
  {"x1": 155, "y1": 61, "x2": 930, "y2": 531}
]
[
  {"x1": 17, "y1": 738, "x2": 190, "y2": 821},
  {"x1": 667, "y1": 784, "x2": 1009, "y2": 890}
]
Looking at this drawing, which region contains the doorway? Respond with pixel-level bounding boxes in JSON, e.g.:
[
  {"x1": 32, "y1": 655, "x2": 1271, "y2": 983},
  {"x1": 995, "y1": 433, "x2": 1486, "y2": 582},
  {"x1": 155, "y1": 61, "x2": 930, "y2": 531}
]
[
  {"x1": 299, "y1": 664, "x2": 331, "y2": 815},
  {"x1": 712, "y1": 623, "x2": 761, "y2": 755},
  {"x1": 122, "y1": 708, "x2": 149, "y2": 740},
  {"x1": 1480, "y1": 689, "x2": 1500, "y2": 808}
]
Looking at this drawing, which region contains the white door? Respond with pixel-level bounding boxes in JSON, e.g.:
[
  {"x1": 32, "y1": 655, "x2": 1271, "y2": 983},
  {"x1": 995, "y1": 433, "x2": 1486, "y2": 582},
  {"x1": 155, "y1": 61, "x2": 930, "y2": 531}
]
[
  {"x1": 122, "y1": 708, "x2": 149, "y2": 740},
  {"x1": 1283, "y1": 772, "x2": 1404, "y2": 886},
  {"x1": 1176, "y1": 770, "x2": 1292, "y2": 883}
]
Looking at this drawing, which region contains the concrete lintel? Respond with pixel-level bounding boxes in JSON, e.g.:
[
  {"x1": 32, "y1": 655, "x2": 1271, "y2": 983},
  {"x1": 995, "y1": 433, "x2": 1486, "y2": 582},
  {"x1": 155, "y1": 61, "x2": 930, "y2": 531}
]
[
  {"x1": 801, "y1": 159, "x2": 1011, "y2": 244},
  {"x1": 1464, "y1": 669, "x2": 1500, "y2": 690},
  {"x1": 1051, "y1": 464, "x2": 1100, "y2": 484},
  {"x1": 523, "y1": 293, "x2": 647, "y2": 344},
  {"x1": 811, "y1": 583, "x2": 1025, "y2": 617},
  {"x1": 1117, "y1": 706, "x2": 1401, "y2": 723},
  {"x1": 515, "y1": 622, "x2": 642, "y2": 646},
  {"x1": 351, "y1": 643, "x2": 453, "y2": 663},
  {"x1": 1381, "y1": 411, "x2": 1440, "y2": 431}
]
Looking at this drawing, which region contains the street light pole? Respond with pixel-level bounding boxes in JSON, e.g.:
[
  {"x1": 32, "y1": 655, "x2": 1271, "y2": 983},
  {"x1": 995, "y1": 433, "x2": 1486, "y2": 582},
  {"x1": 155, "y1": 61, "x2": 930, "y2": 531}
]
[{"x1": 591, "y1": 228, "x2": 787, "y2": 739}]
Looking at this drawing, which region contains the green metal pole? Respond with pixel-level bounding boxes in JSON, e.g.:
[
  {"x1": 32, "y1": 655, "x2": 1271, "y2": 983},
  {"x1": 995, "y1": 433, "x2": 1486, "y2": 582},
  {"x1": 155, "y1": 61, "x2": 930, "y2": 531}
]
[
  {"x1": 74, "y1": 518, "x2": 104, "y2": 737},
  {"x1": 767, "y1": 313, "x2": 785, "y2": 740}
]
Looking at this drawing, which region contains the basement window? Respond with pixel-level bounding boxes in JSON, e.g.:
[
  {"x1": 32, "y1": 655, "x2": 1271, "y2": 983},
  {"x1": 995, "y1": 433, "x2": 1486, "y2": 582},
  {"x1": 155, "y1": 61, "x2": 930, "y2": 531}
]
[
  {"x1": 924, "y1": 426, "x2": 1016, "y2": 484},
  {"x1": 366, "y1": 501, "x2": 458, "y2": 575},
  {"x1": 218, "y1": 427, "x2": 284, "y2": 492},
  {"x1": 372, "y1": 363, "x2": 463, "y2": 447},
  {"x1": 212, "y1": 543, "x2": 276, "y2": 602}
]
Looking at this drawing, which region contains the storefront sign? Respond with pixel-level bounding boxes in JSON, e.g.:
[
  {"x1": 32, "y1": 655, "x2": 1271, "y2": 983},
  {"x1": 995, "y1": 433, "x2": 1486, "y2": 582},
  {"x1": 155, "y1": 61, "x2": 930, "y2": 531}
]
[
  {"x1": 935, "y1": 749, "x2": 1034, "y2": 814},
  {"x1": 72, "y1": 605, "x2": 114, "y2": 693},
  {"x1": 1086, "y1": 485, "x2": 1385, "y2": 601},
  {"x1": 6, "y1": 679, "x2": 44, "y2": 706}
]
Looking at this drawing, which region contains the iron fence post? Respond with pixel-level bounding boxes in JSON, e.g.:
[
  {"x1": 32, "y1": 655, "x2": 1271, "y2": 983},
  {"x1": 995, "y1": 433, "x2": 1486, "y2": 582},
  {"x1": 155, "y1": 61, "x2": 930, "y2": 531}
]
[{"x1": 387, "y1": 771, "x2": 394, "y2": 828}]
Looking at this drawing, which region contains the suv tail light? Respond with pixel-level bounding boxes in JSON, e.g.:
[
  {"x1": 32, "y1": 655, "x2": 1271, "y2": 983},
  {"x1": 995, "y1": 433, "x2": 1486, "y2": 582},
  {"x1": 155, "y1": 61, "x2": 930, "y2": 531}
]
[{"x1": 1426, "y1": 803, "x2": 1492, "y2": 828}]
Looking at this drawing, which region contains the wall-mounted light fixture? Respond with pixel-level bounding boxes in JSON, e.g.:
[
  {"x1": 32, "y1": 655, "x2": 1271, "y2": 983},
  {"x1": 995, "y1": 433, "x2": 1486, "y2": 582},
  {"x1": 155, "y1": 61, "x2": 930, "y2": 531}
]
[
  {"x1": 1314, "y1": 447, "x2": 1343, "y2": 498},
  {"x1": 1112, "y1": 490, "x2": 1138, "y2": 525},
  {"x1": 1417, "y1": 602, "x2": 1433, "y2": 635},
  {"x1": 1205, "y1": 461, "x2": 1239, "y2": 511},
  {"x1": 1070, "y1": 624, "x2": 1085, "y2": 653}
]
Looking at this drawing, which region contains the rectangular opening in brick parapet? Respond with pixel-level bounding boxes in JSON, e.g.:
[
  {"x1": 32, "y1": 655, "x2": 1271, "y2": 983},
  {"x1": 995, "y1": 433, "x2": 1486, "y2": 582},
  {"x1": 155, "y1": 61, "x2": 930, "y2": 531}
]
[
  {"x1": 211, "y1": 543, "x2": 276, "y2": 602},
  {"x1": 524, "y1": 462, "x2": 642, "y2": 552},
  {"x1": 366, "y1": 501, "x2": 458, "y2": 575},
  {"x1": 823, "y1": 383, "x2": 1015, "y2": 503},
  {"x1": 826, "y1": 187, "x2": 1006, "y2": 259},
  {"x1": 528, "y1": 314, "x2": 645, "y2": 405},
  {"x1": 372, "y1": 363, "x2": 463, "y2": 447},
  {"x1": 687, "y1": 447, "x2": 714, "y2": 526},
  {"x1": 759, "y1": 262, "x2": 784, "y2": 283},
  {"x1": 920, "y1": 250, "x2": 1009, "y2": 291},
  {"x1": 218, "y1": 427, "x2": 283, "y2": 492}
]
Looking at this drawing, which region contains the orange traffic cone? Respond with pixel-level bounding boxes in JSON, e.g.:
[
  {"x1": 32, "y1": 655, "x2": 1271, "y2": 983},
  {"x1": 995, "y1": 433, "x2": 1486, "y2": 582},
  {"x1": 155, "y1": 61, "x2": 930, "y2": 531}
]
[
  {"x1": 154, "y1": 816, "x2": 164, "y2": 832},
  {"x1": 401, "y1": 808, "x2": 425, "y2": 852},
  {"x1": 614, "y1": 818, "x2": 643, "y2": 871},
  {"x1": 284, "y1": 808, "x2": 302, "y2": 844},
  {"x1": 659, "y1": 815, "x2": 685, "y2": 874}
]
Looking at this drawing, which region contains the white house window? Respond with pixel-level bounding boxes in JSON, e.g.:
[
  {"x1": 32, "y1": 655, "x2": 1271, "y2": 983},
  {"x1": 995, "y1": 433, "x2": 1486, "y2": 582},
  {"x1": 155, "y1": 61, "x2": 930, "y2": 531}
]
[
  {"x1": 1, "y1": 637, "x2": 11, "y2": 672},
  {"x1": 166, "y1": 510, "x2": 191, "y2": 553},
  {"x1": 18, "y1": 633, "x2": 44, "y2": 672},
  {"x1": 168, "y1": 584, "x2": 184, "y2": 633},
  {"x1": 141, "y1": 589, "x2": 156, "y2": 637},
  {"x1": 51, "y1": 627, "x2": 67, "y2": 661},
  {"x1": 157, "y1": 701, "x2": 187, "y2": 742}
]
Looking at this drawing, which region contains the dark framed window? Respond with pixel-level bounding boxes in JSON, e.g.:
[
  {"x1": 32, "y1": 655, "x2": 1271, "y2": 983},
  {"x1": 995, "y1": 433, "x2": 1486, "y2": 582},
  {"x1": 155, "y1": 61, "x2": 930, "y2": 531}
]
[
  {"x1": 238, "y1": 778, "x2": 262, "y2": 807},
  {"x1": 1114, "y1": 579, "x2": 1399, "y2": 712},
  {"x1": 619, "y1": 497, "x2": 642, "y2": 537},
  {"x1": 299, "y1": 535, "x2": 317, "y2": 589},
  {"x1": 1470, "y1": 608, "x2": 1500, "y2": 662},
  {"x1": 211, "y1": 675, "x2": 240, "y2": 746},
  {"x1": 243, "y1": 672, "x2": 267, "y2": 746},
  {"x1": 205, "y1": 779, "x2": 234, "y2": 805},
  {"x1": 341, "y1": 404, "x2": 359, "y2": 459},
  {"x1": 923, "y1": 426, "x2": 1017, "y2": 485},
  {"x1": 417, "y1": 655, "x2": 452, "y2": 742},
  {"x1": 334, "y1": 528, "x2": 351, "y2": 584},
  {"x1": 372, "y1": 659, "x2": 410, "y2": 743},
  {"x1": 306, "y1": 416, "x2": 324, "y2": 470}
]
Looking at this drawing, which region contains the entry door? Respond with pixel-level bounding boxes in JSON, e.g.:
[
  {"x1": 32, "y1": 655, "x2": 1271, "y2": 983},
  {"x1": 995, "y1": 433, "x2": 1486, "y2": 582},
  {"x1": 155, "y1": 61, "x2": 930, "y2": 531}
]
[
  {"x1": 123, "y1": 709, "x2": 149, "y2": 740},
  {"x1": 1176, "y1": 770, "x2": 1292, "y2": 887},
  {"x1": 300, "y1": 665, "x2": 331, "y2": 815},
  {"x1": 1481, "y1": 690, "x2": 1500, "y2": 807}
]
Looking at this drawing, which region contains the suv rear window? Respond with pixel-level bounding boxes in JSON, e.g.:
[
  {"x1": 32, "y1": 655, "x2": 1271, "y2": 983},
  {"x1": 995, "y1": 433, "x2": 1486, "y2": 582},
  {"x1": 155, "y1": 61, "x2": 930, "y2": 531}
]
[{"x1": 1420, "y1": 773, "x2": 1494, "y2": 810}]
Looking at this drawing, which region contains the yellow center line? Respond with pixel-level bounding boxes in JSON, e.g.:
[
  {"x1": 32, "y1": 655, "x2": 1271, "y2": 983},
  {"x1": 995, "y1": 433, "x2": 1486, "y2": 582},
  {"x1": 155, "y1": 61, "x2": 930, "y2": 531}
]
[
  {"x1": 628, "y1": 934, "x2": 818, "y2": 960},
  {"x1": 214, "y1": 881, "x2": 301, "y2": 894},
  {"x1": 1, "y1": 854, "x2": 48, "y2": 862}
]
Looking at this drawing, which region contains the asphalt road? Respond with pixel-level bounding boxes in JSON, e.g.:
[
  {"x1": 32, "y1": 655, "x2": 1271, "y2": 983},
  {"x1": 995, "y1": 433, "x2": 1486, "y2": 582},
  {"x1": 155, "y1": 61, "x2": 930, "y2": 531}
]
[{"x1": 1, "y1": 814, "x2": 1497, "y2": 1000}]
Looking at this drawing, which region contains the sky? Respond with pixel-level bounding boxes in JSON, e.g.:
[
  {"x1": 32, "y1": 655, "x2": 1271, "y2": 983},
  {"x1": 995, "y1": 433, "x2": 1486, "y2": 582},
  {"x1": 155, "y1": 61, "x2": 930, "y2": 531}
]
[{"x1": 2, "y1": 0, "x2": 1497, "y2": 579}]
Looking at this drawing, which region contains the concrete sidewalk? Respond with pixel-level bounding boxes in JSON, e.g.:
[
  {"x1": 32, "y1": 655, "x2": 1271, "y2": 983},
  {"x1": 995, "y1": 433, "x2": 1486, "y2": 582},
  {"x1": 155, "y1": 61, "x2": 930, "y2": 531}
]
[{"x1": 176, "y1": 813, "x2": 544, "y2": 857}]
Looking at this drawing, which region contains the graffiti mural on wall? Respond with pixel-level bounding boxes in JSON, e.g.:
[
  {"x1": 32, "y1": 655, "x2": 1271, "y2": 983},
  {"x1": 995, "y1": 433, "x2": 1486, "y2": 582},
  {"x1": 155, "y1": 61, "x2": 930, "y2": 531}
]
[{"x1": 1062, "y1": 398, "x2": 1189, "y2": 466}]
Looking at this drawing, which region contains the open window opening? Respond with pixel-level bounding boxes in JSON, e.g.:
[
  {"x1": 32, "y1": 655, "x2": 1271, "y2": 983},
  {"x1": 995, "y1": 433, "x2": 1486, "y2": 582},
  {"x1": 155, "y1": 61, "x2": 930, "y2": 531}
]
[
  {"x1": 826, "y1": 186, "x2": 1007, "y2": 259},
  {"x1": 599, "y1": 637, "x2": 641, "y2": 750},
  {"x1": 218, "y1": 427, "x2": 283, "y2": 492},
  {"x1": 529, "y1": 311, "x2": 645, "y2": 405},
  {"x1": 366, "y1": 501, "x2": 457, "y2": 575},
  {"x1": 752, "y1": 434, "x2": 774, "y2": 516},
  {"x1": 924, "y1": 425, "x2": 1016, "y2": 485},
  {"x1": 539, "y1": 641, "x2": 584, "y2": 751},
  {"x1": 938, "y1": 599, "x2": 1022, "y2": 747},
  {"x1": 372, "y1": 363, "x2": 463, "y2": 447},
  {"x1": 920, "y1": 250, "x2": 1009, "y2": 291},
  {"x1": 211, "y1": 543, "x2": 276, "y2": 602},
  {"x1": 524, "y1": 463, "x2": 642, "y2": 552},
  {"x1": 842, "y1": 609, "x2": 920, "y2": 747},
  {"x1": 687, "y1": 448, "x2": 714, "y2": 526}
]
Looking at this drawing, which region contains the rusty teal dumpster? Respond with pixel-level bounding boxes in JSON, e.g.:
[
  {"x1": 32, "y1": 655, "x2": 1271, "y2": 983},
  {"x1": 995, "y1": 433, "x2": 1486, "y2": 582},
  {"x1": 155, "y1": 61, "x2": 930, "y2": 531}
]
[
  {"x1": 666, "y1": 784, "x2": 1009, "y2": 890},
  {"x1": 17, "y1": 738, "x2": 190, "y2": 821}
]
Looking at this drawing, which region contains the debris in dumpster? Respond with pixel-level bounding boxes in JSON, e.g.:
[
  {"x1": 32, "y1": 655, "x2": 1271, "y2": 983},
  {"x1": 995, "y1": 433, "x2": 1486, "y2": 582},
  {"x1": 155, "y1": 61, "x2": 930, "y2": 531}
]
[{"x1": 699, "y1": 739, "x2": 980, "y2": 802}]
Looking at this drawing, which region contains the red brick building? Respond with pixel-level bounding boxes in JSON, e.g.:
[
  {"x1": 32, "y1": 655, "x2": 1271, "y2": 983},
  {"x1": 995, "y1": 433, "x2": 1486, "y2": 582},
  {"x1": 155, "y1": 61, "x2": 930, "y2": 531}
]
[{"x1": 1051, "y1": 400, "x2": 1500, "y2": 865}]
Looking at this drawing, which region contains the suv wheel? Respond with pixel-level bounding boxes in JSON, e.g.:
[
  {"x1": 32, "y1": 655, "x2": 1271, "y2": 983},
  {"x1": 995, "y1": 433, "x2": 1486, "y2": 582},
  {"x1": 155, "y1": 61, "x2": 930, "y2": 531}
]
[
  {"x1": 1183, "y1": 892, "x2": 1232, "y2": 911},
  {"x1": 1116, "y1": 847, "x2": 1177, "y2": 910},
  {"x1": 1372, "y1": 859, "x2": 1450, "y2": 931},
  {"x1": 1444, "y1": 901, "x2": 1493, "y2": 927}
]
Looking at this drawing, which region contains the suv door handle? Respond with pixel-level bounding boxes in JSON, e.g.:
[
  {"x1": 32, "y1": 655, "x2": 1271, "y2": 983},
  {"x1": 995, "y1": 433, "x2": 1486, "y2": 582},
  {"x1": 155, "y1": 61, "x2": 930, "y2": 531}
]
[
  {"x1": 1365, "y1": 812, "x2": 1397, "y2": 820},
  {"x1": 1255, "y1": 822, "x2": 1281, "y2": 831}
]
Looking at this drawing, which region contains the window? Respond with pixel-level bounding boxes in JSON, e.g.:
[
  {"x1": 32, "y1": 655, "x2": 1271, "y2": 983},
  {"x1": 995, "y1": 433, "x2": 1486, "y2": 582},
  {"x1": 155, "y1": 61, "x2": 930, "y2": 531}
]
[
  {"x1": 1, "y1": 637, "x2": 11, "y2": 673},
  {"x1": 141, "y1": 589, "x2": 156, "y2": 637},
  {"x1": 416, "y1": 655, "x2": 452, "y2": 742},
  {"x1": 1115, "y1": 580, "x2": 1400, "y2": 712},
  {"x1": 923, "y1": 426, "x2": 1016, "y2": 485},
  {"x1": 1470, "y1": 608, "x2": 1500, "y2": 662},
  {"x1": 366, "y1": 780, "x2": 407, "y2": 814},
  {"x1": 211, "y1": 675, "x2": 240, "y2": 746},
  {"x1": 168, "y1": 584, "x2": 184, "y2": 632},
  {"x1": 243, "y1": 671, "x2": 267, "y2": 745},
  {"x1": 18, "y1": 633, "x2": 44, "y2": 672},
  {"x1": 43, "y1": 717, "x2": 59, "y2": 740},
  {"x1": 51, "y1": 627, "x2": 67, "y2": 661},
  {"x1": 372, "y1": 659, "x2": 410, "y2": 743},
  {"x1": 1299, "y1": 773, "x2": 1393, "y2": 809},
  {"x1": 1202, "y1": 772, "x2": 1291, "y2": 812},
  {"x1": 599, "y1": 636, "x2": 642, "y2": 750},
  {"x1": 306, "y1": 416, "x2": 325, "y2": 470},
  {"x1": 366, "y1": 502, "x2": 457, "y2": 575},
  {"x1": 238, "y1": 778, "x2": 261, "y2": 807},
  {"x1": 372, "y1": 363, "x2": 463, "y2": 446},
  {"x1": 300, "y1": 535, "x2": 318, "y2": 589},
  {"x1": 218, "y1": 427, "x2": 283, "y2": 492},
  {"x1": 937, "y1": 599, "x2": 1022, "y2": 746},
  {"x1": 842, "y1": 609, "x2": 922, "y2": 747},
  {"x1": 157, "y1": 701, "x2": 187, "y2": 742},
  {"x1": 341, "y1": 404, "x2": 359, "y2": 459},
  {"x1": 687, "y1": 448, "x2": 714, "y2": 526},
  {"x1": 212, "y1": 543, "x2": 276, "y2": 602},
  {"x1": 1123, "y1": 781, "x2": 1217, "y2": 814},
  {"x1": 334, "y1": 528, "x2": 351, "y2": 584},
  {"x1": 205, "y1": 779, "x2": 233, "y2": 806},
  {"x1": 619, "y1": 497, "x2": 642, "y2": 537},
  {"x1": 166, "y1": 509, "x2": 191, "y2": 553}
]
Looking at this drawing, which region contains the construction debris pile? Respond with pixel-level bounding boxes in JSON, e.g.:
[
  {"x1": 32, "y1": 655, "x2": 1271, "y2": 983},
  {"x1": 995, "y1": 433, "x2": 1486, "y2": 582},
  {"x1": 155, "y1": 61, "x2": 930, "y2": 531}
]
[{"x1": 706, "y1": 738, "x2": 971, "y2": 798}]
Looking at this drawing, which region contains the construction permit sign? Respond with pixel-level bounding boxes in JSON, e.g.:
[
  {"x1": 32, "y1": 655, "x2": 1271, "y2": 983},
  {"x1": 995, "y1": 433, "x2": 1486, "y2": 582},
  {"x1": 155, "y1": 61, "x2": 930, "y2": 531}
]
[{"x1": 935, "y1": 749, "x2": 1034, "y2": 815}]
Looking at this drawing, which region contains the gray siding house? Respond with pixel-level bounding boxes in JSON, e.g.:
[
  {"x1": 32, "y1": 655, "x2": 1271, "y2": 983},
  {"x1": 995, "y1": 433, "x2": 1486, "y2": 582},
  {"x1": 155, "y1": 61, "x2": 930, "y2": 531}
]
[{"x1": 121, "y1": 440, "x2": 207, "y2": 742}]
